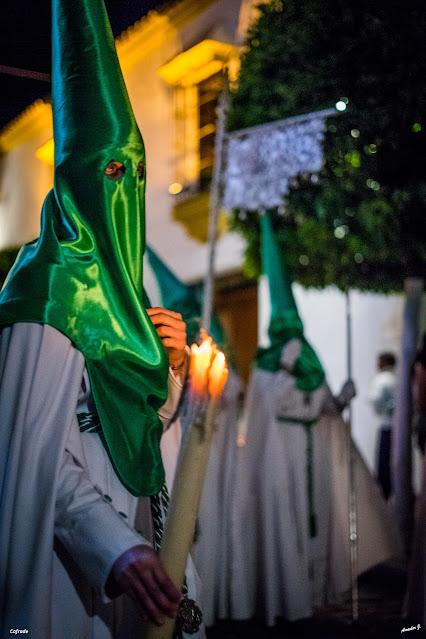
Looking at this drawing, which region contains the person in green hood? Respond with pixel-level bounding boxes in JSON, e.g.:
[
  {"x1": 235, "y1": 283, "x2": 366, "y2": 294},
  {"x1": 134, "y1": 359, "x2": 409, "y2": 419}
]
[
  {"x1": 229, "y1": 212, "x2": 400, "y2": 626},
  {"x1": 0, "y1": 1, "x2": 205, "y2": 637}
]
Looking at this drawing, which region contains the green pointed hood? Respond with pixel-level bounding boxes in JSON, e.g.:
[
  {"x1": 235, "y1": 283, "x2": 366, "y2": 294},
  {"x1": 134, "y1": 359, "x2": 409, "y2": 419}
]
[
  {"x1": 256, "y1": 213, "x2": 325, "y2": 392},
  {"x1": 146, "y1": 245, "x2": 224, "y2": 347},
  {"x1": 146, "y1": 246, "x2": 198, "y2": 316},
  {"x1": 52, "y1": 0, "x2": 142, "y2": 165},
  {"x1": 0, "y1": 0, "x2": 169, "y2": 496}
]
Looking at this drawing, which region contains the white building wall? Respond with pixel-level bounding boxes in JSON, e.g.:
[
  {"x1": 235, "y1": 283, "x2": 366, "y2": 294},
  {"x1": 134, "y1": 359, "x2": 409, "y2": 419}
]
[
  {"x1": 0, "y1": 131, "x2": 52, "y2": 248},
  {"x1": 0, "y1": 0, "x2": 248, "y2": 277},
  {"x1": 124, "y1": 0, "x2": 247, "y2": 283}
]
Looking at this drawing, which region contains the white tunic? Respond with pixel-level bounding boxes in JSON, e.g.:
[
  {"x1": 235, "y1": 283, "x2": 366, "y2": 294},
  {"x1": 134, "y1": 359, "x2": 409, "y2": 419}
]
[
  {"x1": 191, "y1": 371, "x2": 243, "y2": 626},
  {"x1": 0, "y1": 322, "x2": 204, "y2": 639},
  {"x1": 228, "y1": 367, "x2": 402, "y2": 625}
]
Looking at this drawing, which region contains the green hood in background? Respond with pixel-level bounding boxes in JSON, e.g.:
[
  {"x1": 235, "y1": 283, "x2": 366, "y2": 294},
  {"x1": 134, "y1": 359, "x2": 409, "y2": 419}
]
[
  {"x1": 0, "y1": 0, "x2": 169, "y2": 496},
  {"x1": 146, "y1": 245, "x2": 225, "y2": 348},
  {"x1": 256, "y1": 212, "x2": 325, "y2": 393}
]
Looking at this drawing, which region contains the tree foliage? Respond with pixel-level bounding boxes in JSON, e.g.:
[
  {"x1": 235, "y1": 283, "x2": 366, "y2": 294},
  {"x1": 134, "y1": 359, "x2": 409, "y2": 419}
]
[{"x1": 229, "y1": 0, "x2": 426, "y2": 291}]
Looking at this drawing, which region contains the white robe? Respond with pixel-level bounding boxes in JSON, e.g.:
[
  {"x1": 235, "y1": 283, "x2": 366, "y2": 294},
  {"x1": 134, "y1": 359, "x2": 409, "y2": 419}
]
[
  {"x1": 191, "y1": 371, "x2": 243, "y2": 626},
  {"x1": 0, "y1": 322, "x2": 204, "y2": 639},
  {"x1": 229, "y1": 367, "x2": 401, "y2": 625}
]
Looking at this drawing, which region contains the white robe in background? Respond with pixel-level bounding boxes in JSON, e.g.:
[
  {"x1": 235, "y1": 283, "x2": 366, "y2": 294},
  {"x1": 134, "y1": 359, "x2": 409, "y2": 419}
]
[
  {"x1": 192, "y1": 371, "x2": 243, "y2": 627},
  {"x1": 229, "y1": 367, "x2": 401, "y2": 626},
  {"x1": 0, "y1": 322, "x2": 204, "y2": 639}
]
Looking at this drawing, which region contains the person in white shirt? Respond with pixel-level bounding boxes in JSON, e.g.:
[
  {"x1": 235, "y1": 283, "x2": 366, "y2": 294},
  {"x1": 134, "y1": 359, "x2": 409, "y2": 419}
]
[{"x1": 369, "y1": 352, "x2": 398, "y2": 499}]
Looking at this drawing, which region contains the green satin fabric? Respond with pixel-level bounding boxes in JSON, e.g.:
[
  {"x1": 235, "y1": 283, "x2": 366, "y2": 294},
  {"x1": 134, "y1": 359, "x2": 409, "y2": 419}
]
[
  {"x1": 255, "y1": 312, "x2": 325, "y2": 392},
  {"x1": 146, "y1": 245, "x2": 225, "y2": 347},
  {"x1": 256, "y1": 213, "x2": 325, "y2": 392},
  {"x1": 146, "y1": 246, "x2": 202, "y2": 345},
  {"x1": 0, "y1": 0, "x2": 169, "y2": 496}
]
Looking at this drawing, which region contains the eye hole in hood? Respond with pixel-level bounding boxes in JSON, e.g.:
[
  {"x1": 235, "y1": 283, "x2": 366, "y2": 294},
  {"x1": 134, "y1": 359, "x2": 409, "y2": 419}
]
[
  {"x1": 104, "y1": 161, "x2": 126, "y2": 180},
  {"x1": 137, "y1": 161, "x2": 145, "y2": 181}
]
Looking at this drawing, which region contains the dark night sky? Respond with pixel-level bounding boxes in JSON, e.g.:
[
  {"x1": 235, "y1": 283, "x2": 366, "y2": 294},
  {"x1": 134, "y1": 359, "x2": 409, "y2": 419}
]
[{"x1": 0, "y1": 1, "x2": 164, "y2": 130}]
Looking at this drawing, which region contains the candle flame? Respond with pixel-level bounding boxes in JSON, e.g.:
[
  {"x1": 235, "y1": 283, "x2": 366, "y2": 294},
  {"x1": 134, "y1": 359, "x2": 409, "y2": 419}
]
[
  {"x1": 209, "y1": 351, "x2": 229, "y2": 398},
  {"x1": 189, "y1": 330, "x2": 228, "y2": 398}
]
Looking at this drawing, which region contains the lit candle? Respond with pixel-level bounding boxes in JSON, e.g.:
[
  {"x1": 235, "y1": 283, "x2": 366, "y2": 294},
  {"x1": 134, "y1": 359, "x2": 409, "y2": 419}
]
[
  {"x1": 209, "y1": 351, "x2": 228, "y2": 398},
  {"x1": 144, "y1": 333, "x2": 228, "y2": 639},
  {"x1": 189, "y1": 332, "x2": 214, "y2": 396}
]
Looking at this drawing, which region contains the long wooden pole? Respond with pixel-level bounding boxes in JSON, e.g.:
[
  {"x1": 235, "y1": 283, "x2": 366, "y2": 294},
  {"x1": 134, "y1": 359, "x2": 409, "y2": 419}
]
[
  {"x1": 345, "y1": 290, "x2": 359, "y2": 622},
  {"x1": 201, "y1": 86, "x2": 229, "y2": 332},
  {"x1": 392, "y1": 277, "x2": 423, "y2": 552}
]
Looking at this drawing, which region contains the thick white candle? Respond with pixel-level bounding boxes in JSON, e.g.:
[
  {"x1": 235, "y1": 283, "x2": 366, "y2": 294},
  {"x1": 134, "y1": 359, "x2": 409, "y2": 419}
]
[{"x1": 144, "y1": 335, "x2": 228, "y2": 639}]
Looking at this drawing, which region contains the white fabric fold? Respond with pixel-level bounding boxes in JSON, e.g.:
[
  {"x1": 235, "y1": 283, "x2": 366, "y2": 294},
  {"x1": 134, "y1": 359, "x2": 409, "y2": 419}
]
[{"x1": 0, "y1": 322, "x2": 204, "y2": 639}]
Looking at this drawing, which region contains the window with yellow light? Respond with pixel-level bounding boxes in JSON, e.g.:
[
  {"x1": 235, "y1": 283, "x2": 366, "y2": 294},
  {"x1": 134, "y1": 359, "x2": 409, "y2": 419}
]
[{"x1": 158, "y1": 39, "x2": 239, "y2": 242}]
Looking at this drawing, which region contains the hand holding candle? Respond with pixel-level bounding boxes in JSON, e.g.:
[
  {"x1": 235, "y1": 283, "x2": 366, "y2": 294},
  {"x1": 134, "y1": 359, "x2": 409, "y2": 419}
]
[{"x1": 144, "y1": 331, "x2": 228, "y2": 639}]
